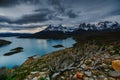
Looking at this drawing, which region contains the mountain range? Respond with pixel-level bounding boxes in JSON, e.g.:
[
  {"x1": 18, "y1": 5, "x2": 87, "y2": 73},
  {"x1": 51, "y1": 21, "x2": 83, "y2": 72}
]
[{"x1": 0, "y1": 21, "x2": 120, "y2": 39}]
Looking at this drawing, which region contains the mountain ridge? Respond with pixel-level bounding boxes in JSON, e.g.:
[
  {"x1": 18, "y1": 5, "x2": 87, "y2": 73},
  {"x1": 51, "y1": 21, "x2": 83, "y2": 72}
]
[
  {"x1": 18, "y1": 21, "x2": 120, "y2": 39},
  {"x1": 0, "y1": 21, "x2": 120, "y2": 39}
]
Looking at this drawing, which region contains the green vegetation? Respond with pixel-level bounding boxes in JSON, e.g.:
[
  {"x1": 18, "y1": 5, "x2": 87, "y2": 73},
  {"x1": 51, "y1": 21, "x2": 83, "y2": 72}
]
[{"x1": 110, "y1": 46, "x2": 120, "y2": 55}]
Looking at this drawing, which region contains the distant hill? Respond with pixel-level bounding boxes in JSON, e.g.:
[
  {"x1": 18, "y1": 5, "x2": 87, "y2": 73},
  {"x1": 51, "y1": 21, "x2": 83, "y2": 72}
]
[{"x1": 0, "y1": 33, "x2": 31, "y2": 37}]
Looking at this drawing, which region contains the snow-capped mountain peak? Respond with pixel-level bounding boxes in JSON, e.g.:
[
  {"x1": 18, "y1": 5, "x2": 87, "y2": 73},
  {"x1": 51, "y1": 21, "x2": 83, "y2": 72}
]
[
  {"x1": 43, "y1": 21, "x2": 120, "y2": 33},
  {"x1": 44, "y1": 25, "x2": 77, "y2": 33},
  {"x1": 96, "y1": 21, "x2": 119, "y2": 30},
  {"x1": 78, "y1": 21, "x2": 120, "y2": 30}
]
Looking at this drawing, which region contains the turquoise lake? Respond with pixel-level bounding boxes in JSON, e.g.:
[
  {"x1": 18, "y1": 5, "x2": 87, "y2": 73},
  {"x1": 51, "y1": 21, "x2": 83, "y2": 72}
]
[{"x1": 0, "y1": 37, "x2": 75, "y2": 68}]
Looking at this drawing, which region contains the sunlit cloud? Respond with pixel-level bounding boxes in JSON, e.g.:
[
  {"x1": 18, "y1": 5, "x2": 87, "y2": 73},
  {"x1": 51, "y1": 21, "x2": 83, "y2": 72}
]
[{"x1": 0, "y1": 26, "x2": 47, "y2": 33}]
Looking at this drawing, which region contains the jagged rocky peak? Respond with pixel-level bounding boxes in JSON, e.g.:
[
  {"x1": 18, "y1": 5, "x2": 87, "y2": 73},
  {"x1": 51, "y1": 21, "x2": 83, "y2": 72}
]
[
  {"x1": 44, "y1": 24, "x2": 76, "y2": 32},
  {"x1": 58, "y1": 24, "x2": 64, "y2": 28},
  {"x1": 44, "y1": 21, "x2": 120, "y2": 32},
  {"x1": 79, "y1": 23, "x2": 96, "y2": 30},
  {"x1": 78, "y1": 21, "x2": 120, "y2": 30},
  {"x1": 96, "y1": 21, "x2": 119, "y2": 29},
  {"x1": 44, "y1": 25, "x2": 53, "y2": 31},
  {"x1": 97, "y1": 21, "x2": 117, "y2": 25},
  {"x1": 44, "y1": 24, "x2": 64, "y2": 31}
]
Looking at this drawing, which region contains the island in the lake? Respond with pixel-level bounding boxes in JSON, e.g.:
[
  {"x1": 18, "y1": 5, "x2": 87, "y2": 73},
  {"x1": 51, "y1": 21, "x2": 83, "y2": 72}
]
[
  {"x1": 52, "y1": 44, "x2": 64, "y2": 48},
  {"x1": 3, "y1": 47, "x2": 23, "y2": 56},
  {"x1": 0, "y1": 39, "x2": 11, "y2": 47}
]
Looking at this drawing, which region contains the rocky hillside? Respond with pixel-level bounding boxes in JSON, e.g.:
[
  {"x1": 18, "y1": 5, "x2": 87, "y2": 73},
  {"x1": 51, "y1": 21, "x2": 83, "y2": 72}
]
[{"x1": 1, "y1": 31, "x2": 119, "y2": 80}]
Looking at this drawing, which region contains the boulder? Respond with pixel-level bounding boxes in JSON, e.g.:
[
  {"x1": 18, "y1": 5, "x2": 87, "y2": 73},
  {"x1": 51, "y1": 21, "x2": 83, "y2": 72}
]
[
  {"x1": 109, "y1": 71, "x2": 120, "y2": 78},
  {"x1": 74, "y1": 71, "x2": 83, "y2": 79},
  {"x1": 84, "y1": 71, "x2": 92, "y2": 77},
  {"x1": 112, "y1": 60, "x2": 120, "y2": 71}
]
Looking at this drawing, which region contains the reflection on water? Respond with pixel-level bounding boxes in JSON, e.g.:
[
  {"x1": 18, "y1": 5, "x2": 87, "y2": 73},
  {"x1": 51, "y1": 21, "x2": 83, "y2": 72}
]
[{"x1": 0, "y1": 37, "x2": 75, "y2": 68}]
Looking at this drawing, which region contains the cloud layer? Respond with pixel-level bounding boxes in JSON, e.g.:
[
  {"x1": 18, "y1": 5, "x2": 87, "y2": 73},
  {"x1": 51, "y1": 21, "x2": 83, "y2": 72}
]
[{"x1": 0, "y1": 0, "x2": 120, "y2": 33}]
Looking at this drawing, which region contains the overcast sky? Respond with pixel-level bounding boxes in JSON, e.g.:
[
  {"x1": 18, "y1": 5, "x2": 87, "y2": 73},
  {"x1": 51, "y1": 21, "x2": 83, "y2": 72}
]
[{"x1": 0, "y1": 0, "x2": 120, "y2": 33}]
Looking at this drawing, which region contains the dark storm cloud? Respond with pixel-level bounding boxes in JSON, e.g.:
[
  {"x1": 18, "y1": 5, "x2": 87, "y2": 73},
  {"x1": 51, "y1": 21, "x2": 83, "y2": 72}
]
[
  {"x1": 0, "y1": 16, "x2": 11, "y2": 23},
  {"x1": 34, "y1": 8, "x2": 51, "y2": 12},
  {"x1": 0, "y1": 0, "x2": 120, "y2": 33},
  {"x1": 21, "y1": 0, "x2": 42, "y2": 4},
  {"x1": 0, "y1": 0, "x2": 43, "y2": 7},
  {"x1": 67, "y1": 10, "x2": 78, "y2": 18},
  {"x1": 109, "y1": 9, "x2": 120, "y2": 16},
  {"x1": 0, "y1": 8, "x2": 62, "y2": 24},
  {"x1": 0, "y1": 0, "x2": 19, "y2": 7},
  {"x1": 14, "y1": 13, "x2": 49, "y2": 24},
  {"x1": 0, "y1": 0, "x2": 96, "y2": 24},
  {"x1": 48, "y1": 0, "x2": 65, "y2": 13}
]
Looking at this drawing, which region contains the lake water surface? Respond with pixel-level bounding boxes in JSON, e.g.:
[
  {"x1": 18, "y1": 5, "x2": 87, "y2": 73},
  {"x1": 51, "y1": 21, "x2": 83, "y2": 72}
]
[{"x1": 0, "y1": 37, "x2": 75, "y2": 68}]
